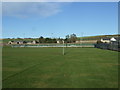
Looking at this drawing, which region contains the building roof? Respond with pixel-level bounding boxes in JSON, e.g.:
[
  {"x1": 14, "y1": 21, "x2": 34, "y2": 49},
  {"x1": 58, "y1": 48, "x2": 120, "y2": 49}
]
[{"x1": 101, "y1": 38, "x2": 111, "y2": 40}]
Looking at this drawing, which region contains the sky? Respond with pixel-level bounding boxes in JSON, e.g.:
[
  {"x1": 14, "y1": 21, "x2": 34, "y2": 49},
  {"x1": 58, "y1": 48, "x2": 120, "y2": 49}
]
[
  {"x1": 2, "y1": 0, "x2": 120, "y2": 2},
  {"x1": 2, "y1": 2, "x2": 118, "y2": 38}
]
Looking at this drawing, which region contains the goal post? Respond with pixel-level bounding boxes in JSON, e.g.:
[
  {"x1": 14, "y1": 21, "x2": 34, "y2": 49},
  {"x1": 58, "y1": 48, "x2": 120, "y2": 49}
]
[{"x1": 62, "y1": 40, "x2": 65, "y2": 55}]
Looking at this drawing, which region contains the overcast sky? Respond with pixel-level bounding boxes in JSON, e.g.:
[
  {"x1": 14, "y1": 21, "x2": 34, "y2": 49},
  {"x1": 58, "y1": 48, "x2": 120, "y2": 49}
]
[{"x1": 2, "y1": 2, "x2": 118, "y2": 38}]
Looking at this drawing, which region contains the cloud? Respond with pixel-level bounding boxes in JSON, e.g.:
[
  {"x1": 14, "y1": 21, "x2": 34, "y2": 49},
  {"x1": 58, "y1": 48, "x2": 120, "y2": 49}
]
[
  {"x1": 2, "y1": 1, "x2": 118, "y2": 18},
  {"x1": 2, "y1": 2, "x2": 62, "y2": 18}
]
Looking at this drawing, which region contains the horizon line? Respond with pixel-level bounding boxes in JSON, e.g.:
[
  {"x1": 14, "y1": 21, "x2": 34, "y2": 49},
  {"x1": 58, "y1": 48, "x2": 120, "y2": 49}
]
[{"x1": 1, "y1": 34, "x2": 119, "y2": 39}]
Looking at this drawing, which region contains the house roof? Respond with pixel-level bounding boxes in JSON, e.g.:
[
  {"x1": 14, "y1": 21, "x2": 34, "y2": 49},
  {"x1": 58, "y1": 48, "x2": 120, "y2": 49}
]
[
  {"x1": 102, "y1": 36, "x2": 120, "y2": 41},
  {"x1": 101, "y1": 38, "x2": 111, "y2": 40},
  {"x1": 110, "y1": 37, "x2": 120, "y2": 43}
]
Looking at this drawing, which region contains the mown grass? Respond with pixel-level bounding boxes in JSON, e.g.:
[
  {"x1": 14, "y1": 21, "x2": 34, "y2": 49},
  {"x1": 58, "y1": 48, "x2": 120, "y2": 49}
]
[{"x1": 2, "y1": 47, "x2": 119, "y2": 88}]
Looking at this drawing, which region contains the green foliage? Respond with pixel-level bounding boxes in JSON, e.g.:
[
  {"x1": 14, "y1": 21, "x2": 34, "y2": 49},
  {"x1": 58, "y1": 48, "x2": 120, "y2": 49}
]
[
  {"x1": 39, "y1": 36, "x2": 45, "y2": 43},
  {"x1": 65, "y1": 34, "x2": 77, "y2": 43}
]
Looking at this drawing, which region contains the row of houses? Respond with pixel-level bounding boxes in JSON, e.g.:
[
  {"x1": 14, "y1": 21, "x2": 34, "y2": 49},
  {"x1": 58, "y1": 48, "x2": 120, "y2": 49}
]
[
  {"x1": 8, "y1": 37, "x2": 119, "y2": 45},
  {"x1": 100, "y1": 37, "x2": 119, "y2": 43},
  {"x1": 8, "y1": 40, "x2": 96, "y2": 45},
  {"x1": 8, "y1": 40, "x2": 39, "y2": 45},
  {"x1": 8, "y1": 40, "x2": 65, "y2": 44}
]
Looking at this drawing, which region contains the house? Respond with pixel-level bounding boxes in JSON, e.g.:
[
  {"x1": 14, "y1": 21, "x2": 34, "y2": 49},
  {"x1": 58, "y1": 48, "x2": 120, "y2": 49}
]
[
  {"x1": 110, "y1": 37, "x2": 120, "y2": 44},
  {"x1": 76, "y1": 41, "x2": 80, "y2": 43},
  {"x1": 16, "y1": 41, "x2": 23, "y2": 44},
  {"x1": 27, "y1": 41, "x2": 32, "y2": 44},
  {"x1": 26, "y1": 40, "x2": 39, "y2": 44},
  {"x1": 8, "y1": 41, "x2": 14, "y2": 44},
  {"x1": 100, "y1": 38, "x2": 111, "y2": 43},
  {"x1": 100, "y1": 37, "x2": 119, "y2": 43},
  {"x1": 101, "y1": 36, "x2": 120, "y2": 43},
  {"x1": 32, "y1": 40, "x2": 36, "y2": 44},
  {"x1": 8, "y1": 41, "x2": 23, "y2": 44},
  {"x1": 57, "y1": 40, "x2": 63, "y2": 44},
  {"x1": 57, "y1": 40, "x2": 60, "y2": 44},
  {"x1": 8, "y1": 41, "x2": 18, "y2": 44},
  {"x1": 32, "y1": 40, "x2": 39, "y2": 44},
  {"x1": 110, "y1": 37, "x2": 117, "y2": 42}
]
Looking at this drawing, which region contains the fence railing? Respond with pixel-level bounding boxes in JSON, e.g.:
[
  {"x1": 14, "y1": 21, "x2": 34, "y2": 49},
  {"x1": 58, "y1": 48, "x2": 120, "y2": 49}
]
[
  {"x1": 94, "y1": 42, "x2": 120, "y2": 51},
  {"x1": 11, "y1": 44, "x2": 94, "y2": 48}
]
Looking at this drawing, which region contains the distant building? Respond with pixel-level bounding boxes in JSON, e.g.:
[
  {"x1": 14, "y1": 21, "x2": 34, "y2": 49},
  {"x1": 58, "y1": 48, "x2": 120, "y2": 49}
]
[
  {"x1": 8, "y1": 41, "x2": 14, "y2": 44},
  {"x1": 100, "y1": 38, "x2": 111, "y2": 43},
  {"x1": 32, "y1": 40, "x2": 36, "y2": 44},
  {"x1": 27, "y1": 41, "x2": 32, "y2": 44},
  {"x1": 26, "y1": 40, "x2": 39, "y2": 44},
  {"x1": 57, "y1": 40, "x2": 63, "y2": 44},
  {"x1": 100, "y1": 37, "x2": 119, "y2": 43},
  {"x1": 16, "y1": 41, "x2": 23, "y2": 44},
  {"x1": 110, "y1": 37, "x2": 117, "y2": 42},
  {"x1": 8, "y1": 41, "x2": 23, "y2": 44},
  {"x1": 8, "y1": 41, "x2": 18, "y2": 44},
  {"x1": 57, "y1": 40, "x2": 60, "y2": 44}
]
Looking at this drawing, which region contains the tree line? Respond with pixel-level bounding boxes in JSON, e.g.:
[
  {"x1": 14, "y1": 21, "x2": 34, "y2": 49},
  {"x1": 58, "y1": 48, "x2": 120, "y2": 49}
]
[
  {"x1": 7, "y1": 33, "x2": 77, "y2": 43},
  {"x1": 39, "y1": 36, "x2": 57, "y2": 43},
  {"x1": 39, "y1": 33, "x2": 77, "y2": 43}
]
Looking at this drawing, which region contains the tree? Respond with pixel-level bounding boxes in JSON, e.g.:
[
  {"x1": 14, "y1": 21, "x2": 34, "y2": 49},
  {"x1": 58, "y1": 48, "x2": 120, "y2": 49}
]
[
  {"x1": 65, "y1": 35, "x2": 70, "y2": 43},
  {"x1": 97, "y1": 40, "x2": 103, "y2": 44},
  {"x1": 45, "y1": 38, "x2": 51, "y2": 43},
  {"x1": 70, "y1": 34, "x2": 77, "y2": 43},
  {"x1": 23, "y1": 41, "x2": 27, "y2": 44},
  {"x1": 66, "y1": 35, "x2": 69, "y2": 39},
  {"x1": 39, "y1": 36, "x2": 45, "y2": 43},
  {"x1": 52, "y1": 38, "x2": 57, "y2": 43}
]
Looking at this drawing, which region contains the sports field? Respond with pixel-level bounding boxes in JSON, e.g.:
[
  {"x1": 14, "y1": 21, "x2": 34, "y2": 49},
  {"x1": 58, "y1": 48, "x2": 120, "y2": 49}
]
[{"x1": 2, "y1": 46, "x2": 119, "y2": 88}]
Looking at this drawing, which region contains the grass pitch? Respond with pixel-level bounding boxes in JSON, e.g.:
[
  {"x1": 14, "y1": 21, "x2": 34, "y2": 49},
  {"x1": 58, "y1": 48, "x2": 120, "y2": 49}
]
[{"x1": 2, "y1": 47, "x2": 118, "y2": 88}]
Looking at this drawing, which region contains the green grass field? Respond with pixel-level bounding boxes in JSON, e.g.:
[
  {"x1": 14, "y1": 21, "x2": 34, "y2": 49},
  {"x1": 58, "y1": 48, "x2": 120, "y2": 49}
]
[{"x1": 2, "y1": 47, "x2": 119, "y2": 88}]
